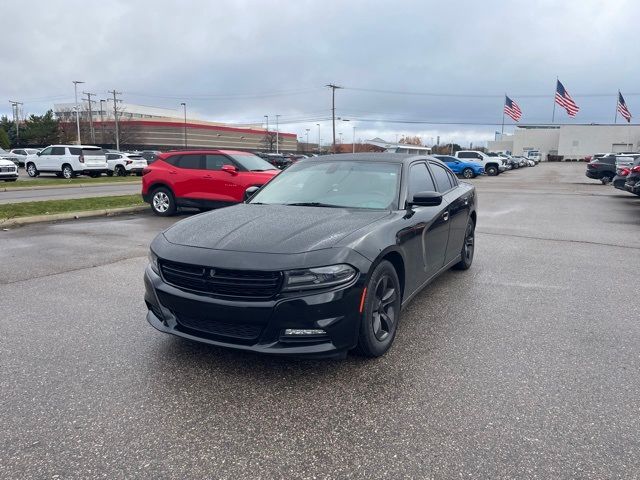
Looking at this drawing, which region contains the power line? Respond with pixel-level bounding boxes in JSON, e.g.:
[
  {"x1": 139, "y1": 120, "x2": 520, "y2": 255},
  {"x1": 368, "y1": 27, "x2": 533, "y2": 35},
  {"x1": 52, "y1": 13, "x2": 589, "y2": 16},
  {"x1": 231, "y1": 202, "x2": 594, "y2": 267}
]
[
  {"x1": 107, "y1": 90, "x2": 122, "y2": 151},
  {"x1": 82, "y1": 92, "x2": 97, "y2": 143}
]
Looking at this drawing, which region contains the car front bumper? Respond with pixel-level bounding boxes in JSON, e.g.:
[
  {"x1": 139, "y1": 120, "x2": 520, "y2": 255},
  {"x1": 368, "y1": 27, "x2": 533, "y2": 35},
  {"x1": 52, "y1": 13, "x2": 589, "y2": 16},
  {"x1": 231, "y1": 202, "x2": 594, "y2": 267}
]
[{"x1": 144, "y1": 265, "x2": 365, "y2": 358}]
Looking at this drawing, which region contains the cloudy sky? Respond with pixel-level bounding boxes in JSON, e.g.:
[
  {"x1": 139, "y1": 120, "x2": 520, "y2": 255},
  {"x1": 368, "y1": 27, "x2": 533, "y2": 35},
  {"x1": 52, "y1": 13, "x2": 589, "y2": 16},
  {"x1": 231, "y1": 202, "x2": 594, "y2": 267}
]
[{"x1": 1, "y1": 0, "x2": 639, "y2": 146}]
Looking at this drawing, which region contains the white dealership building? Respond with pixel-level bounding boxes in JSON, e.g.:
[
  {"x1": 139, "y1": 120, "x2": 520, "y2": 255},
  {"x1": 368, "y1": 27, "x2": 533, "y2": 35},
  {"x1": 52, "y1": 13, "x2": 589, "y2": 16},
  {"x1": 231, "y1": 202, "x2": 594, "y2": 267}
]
[{"x1": 488, "y1": 124, "x2": 640, "y2": 160}]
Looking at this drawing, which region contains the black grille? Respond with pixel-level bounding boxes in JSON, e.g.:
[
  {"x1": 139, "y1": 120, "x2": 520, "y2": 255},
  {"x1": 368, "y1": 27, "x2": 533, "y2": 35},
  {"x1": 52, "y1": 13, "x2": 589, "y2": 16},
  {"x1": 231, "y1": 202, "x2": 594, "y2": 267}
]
[
  {"x1": 177, "y1": 315, "x2": 263, "y2": 341},
  {"x1": 160, "y1": 259, "x2": 282, "y2": 300},
  {"x1": 0, "y1": 166, "x2": 16, "y2": 172}
]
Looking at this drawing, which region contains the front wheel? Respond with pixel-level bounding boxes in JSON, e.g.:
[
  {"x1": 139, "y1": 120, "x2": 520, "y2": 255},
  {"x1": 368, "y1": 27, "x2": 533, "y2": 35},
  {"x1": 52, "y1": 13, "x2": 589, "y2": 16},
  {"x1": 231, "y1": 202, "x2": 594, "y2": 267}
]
[
  {"x1": 453, "y1": 218, "x2": 475, "y2": 270},
  {"x1": 462, "y1": 168, "x2": 475, "y2": 179},
  {"x1": 356, "y1": 260, "x2": 402, "y2": 357},
  {"x1": 601, "y1": 175, "x2": 612, "y2": 185},
  {"x1": 150, "y1": 187, "x2": 176, "y2": 216},
  {"x1": 61, "y1": 165, "x2": 74, "y2": 179},
  {"x1": 26, "y1": 163, "x2": 39, "y2": 177},
  {"x1": 486, "y1": 165, "x2": 498, "y2": 176}
]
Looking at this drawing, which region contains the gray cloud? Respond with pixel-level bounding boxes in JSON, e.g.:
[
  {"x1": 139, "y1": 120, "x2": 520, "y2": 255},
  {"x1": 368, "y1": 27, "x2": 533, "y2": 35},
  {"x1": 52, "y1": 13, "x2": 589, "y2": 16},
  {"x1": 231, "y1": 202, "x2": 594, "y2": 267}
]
[{"x1": 1, "y1": 0, "x2": 638, "y2": 145}]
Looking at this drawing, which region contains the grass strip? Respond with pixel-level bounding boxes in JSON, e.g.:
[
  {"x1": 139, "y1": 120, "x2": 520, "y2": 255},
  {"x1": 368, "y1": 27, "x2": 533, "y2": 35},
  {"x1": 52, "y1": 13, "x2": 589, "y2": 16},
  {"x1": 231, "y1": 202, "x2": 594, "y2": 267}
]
[
  {"x1": 0, "y1": 195, "x2": 145, "y2": 220},
  {"x1": 3, "y1": 176, "x2": 141, "y2": 188}
]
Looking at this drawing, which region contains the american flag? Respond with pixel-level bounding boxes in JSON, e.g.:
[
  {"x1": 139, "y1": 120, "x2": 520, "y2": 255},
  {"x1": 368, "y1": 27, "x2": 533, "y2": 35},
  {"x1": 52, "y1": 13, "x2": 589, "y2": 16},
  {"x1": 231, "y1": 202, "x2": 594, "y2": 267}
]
[
  {"x1": 555, "y1": 80, "x2": 580, "y2": 117},
  {"x1": 617, "y1": 91, "x2": 632, "y2": 123},
  {"x1": 504, "y1": 96, "x2": 522, "y2": 122}
]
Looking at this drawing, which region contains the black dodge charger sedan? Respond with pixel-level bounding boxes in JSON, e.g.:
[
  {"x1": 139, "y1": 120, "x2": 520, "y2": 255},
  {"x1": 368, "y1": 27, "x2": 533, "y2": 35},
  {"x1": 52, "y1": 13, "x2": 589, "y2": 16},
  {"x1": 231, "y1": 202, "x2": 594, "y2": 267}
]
[{"x1": 145, "y1": 153, "x2": 477, "y2": 358}]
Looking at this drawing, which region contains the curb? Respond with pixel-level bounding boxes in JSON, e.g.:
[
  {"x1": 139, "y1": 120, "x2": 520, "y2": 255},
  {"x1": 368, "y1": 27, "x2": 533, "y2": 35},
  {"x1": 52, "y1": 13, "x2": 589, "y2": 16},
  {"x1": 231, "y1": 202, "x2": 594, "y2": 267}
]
[
  {"x1": 0, "y1": 181, "x2": 140, "y2": 193},
  {"x1": 0, "y1": 205, "x2": 148, "y2": 228}
]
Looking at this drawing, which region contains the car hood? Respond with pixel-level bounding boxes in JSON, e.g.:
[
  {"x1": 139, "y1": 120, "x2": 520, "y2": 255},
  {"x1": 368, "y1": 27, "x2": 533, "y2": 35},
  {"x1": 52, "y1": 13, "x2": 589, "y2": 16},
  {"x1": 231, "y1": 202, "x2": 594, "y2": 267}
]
[
  {"x1": 0, "y1": 158, "x2": 16, "y2": 166},
  {"x1": 163, "y1": 203, "x2": 391, "y2": 254}
]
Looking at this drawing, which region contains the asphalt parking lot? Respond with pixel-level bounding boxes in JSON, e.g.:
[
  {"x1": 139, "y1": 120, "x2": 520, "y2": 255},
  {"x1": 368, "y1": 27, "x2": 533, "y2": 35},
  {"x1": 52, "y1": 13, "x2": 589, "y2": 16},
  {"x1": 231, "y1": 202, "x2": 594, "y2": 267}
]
[{"x1": 1, "y1": 163, "x2": 639, "y2": 479}]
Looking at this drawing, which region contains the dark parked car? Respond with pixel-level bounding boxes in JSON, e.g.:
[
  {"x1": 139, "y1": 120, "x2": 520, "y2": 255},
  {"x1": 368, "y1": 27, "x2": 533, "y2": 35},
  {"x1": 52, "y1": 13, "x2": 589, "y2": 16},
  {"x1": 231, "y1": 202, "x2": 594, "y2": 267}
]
[
  {"x1": 624, "y1": 163, "x2": 640, "y2": 195},
  {"x1": 145, "y1": 153, "x2": 477, "y2": 358},
  {"x1": 612, "y1": 157, "x2": 640, "y2": 192},
  {"x1": 586, "y1": 155, "x2": 617, "y2": 184}
]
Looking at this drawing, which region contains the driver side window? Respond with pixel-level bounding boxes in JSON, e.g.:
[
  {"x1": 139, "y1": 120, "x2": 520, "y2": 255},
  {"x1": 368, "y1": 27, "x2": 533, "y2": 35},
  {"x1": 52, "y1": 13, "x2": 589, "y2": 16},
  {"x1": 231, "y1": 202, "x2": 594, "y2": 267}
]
[
  {"x1": 408, "y1": 163, "x2": 436, "y2": 200},
  {"x1": 39, "y1": 147, "x2": 53, "y2": 155}
]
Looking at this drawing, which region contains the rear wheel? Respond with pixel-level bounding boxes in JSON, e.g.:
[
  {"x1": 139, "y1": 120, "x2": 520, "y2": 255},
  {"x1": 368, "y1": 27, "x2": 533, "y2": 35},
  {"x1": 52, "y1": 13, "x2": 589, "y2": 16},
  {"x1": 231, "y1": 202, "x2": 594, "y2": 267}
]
[
  {"x1": 26, "y1": 163, "x2": 39, "y2": 177},
  {"x1": 453, "y1": 218, "x2": 475, "y2": 270},
  {"x1": 61, "y1": 164, "x2": 74, "y2": 179},
  {"x1": 356, "y1": 260, "x2": 402, "y2": 357},
  {"x1": 601, "y1": 174, "x2": 613, "y2": 184},
  {"x1": 486, "y1": 165, "x2": 498, "y2": 176},
  {"x1": 106, "y1": 170, "x2": 114, "y2": 177},
  {"x1": 114, "y1": 165, "x2": 126, "y2": 176},
  {"x1": 150, "y1": 187, "x2": 176, "y2": 216},
  {"x1": 462, "y1": 168, "x2": 475, "y2": 179}
]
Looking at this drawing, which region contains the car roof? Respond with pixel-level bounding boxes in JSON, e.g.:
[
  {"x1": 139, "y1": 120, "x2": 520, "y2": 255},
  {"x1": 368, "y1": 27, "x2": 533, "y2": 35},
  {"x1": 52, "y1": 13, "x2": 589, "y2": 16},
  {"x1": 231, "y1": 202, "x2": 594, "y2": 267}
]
[
  {"x1": 158, "y1": 149, "x2": 253, "y2": 157},
  {"x1": 303, "y1": 152, "x2": 444, "y2": 166},
  {"x1": 47, "y1": 144, "x2": 102, "y2": 148}
]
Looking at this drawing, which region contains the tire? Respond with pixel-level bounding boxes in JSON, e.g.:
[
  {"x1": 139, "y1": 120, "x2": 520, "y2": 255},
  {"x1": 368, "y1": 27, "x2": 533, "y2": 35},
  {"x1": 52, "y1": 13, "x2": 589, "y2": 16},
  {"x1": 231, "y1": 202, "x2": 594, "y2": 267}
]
[
  {"x1": 356, "y1": 260, "x2": 402, "y2": 357},
  {"x1": 114, "y1": 165, "x2": 126, "y2": 177},
  {"x1": 106, "y1": 170, "x2": 113, "y2": 177},
  {"x1": 486, "y1": 165, "x2": 498, "y2": 176},
  {"x1": 4, "y1": 178, "x2": 17, "y2": 182},
  {"x1": 61, "y1": 164, "x2": 74, "y2": 179},
  {"x1": 601, "y1": 175, "x2": 613, "y2": 185},
  {"x1": 150, "y1": 187, "x2": 176, "y2": 216},
  {"x1": 453, "y1": 218, "x2": 475, "y2": 270},
  {"x1": 26, "y1": 163, "x2": 39, "y2": 177},
  {"x1": 462, "y1": 168, "x2": 475, "y2": 179}
]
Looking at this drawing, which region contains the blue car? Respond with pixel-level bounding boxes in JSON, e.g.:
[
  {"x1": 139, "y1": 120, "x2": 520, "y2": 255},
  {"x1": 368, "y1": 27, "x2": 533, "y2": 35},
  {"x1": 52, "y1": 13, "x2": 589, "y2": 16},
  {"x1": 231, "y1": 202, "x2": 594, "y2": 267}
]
[{"x1": 434, "y1": 155, "x2": 484, "y2": 179}]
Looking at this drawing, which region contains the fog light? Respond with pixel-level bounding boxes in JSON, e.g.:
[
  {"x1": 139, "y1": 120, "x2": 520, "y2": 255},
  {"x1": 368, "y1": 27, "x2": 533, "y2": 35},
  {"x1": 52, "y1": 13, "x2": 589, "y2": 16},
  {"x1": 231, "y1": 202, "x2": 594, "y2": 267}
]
[{"x1": 284, "y1": 329, "x2": 326, "y2": 336}]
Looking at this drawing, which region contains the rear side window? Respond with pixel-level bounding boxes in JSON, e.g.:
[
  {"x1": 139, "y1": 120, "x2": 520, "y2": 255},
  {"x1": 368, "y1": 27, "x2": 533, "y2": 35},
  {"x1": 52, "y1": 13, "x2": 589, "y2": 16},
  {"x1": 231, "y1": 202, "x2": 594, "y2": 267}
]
[
  {"x1": 408, "y1": 163, "x2": 437, "y2": 199},
  {"x1": 83, "y1": 147, "x2": 105, "y2": 156},
  {"x1": 51, "y1": 147, "x2": 66, "y2": 155},
  {"x1": 429, "y1": 162, "x2": 453, "y2": 192},
  {"x1": 447, "y1": 170, "x2": 458, "y2": 186},
  {"x1": 457, "y1": 152, "x2": 474, "y2": 159},
  {"x1": 176, "y1": 154, "x2": 203, "y2": 169}
]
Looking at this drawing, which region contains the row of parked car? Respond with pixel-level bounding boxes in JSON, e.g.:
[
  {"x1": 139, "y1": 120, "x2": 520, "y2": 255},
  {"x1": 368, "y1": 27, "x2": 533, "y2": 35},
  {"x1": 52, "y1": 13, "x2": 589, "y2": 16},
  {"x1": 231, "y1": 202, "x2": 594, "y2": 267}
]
[{"x1": 585, "y1": 152, "x2": 640, "y2": 195}]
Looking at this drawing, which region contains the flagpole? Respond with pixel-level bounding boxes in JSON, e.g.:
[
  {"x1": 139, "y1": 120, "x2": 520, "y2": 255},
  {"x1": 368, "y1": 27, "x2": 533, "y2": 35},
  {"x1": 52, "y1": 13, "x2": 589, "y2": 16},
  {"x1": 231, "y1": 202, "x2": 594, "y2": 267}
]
[
  {"x1": 501, "y1": 95, "x2": 505, "y2": 135},
  {"x1": 614, "y1": 91, "x2": 619, "y2": 124},
  {"x1": 551, "y1": 77, "x2": 557, "y2": 124}
]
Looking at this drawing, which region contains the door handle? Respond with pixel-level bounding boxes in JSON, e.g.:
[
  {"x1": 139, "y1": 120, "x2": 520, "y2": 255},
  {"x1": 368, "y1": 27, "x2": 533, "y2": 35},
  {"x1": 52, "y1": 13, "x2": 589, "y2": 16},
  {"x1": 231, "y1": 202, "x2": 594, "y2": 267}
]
[
  {"x1": 169, "y1": 170, "x2": 177, "y2": 175},
  {"x1": 442, "y1": 211, "x2": 449, "y2": 221},
  {"x1": 203, "y1": 175, "x2": 212, "y2": 179}
]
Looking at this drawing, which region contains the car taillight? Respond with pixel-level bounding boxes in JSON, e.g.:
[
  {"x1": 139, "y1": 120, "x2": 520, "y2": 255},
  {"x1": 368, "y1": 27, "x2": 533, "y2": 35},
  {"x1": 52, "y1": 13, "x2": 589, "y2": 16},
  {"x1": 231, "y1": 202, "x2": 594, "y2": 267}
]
[
  {"x1": 79, "y1": 155, "x2": 85, "y2": 163},
  {"x1": 125, "y1": 160, "x2": 133, "y2": 165},
  {"x1": 620, "y1": 168, "x2": 630, "y2": 176},
  {"x1": 632, "y1": 166, "x2": 640, "y2": 173},
  {"x1": 142, "y1": 167, "x2": 151, "y2": 176}
]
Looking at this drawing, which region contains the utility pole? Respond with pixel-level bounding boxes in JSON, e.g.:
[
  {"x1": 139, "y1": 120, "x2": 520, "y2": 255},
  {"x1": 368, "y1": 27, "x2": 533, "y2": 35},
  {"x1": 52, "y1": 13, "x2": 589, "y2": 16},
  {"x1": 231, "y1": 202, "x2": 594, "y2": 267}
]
[
  {"x1": 180, "y1": 102, "x2": 187, "y2": 148},
  {"x1": 326, "y1": 84, "x2": 342, "y2": 152},
  {"x1": 9, "y1": 100, "x2": 22, "y2": 147},
  {"x1": 352, "y1": 126, "x2": 356, "y2": 153},
  {"x1": 99, "y1": 99, "x2": 106, "y2": 144},
  {"x1": 72, "y1": 81, "x2": 85, "y2": 145},
  {"x1": 316, "y1": 123, "x2": 321, "y2": 154},
  {"x1": 275, "y1": 114, "x2": 280, "y2": 154},
  {"x1": 82, "y1": 92, "x2": 97, "y2": 143},
  {"x1": 108, "y1": 90, "x2": 122, "y2": 151}
]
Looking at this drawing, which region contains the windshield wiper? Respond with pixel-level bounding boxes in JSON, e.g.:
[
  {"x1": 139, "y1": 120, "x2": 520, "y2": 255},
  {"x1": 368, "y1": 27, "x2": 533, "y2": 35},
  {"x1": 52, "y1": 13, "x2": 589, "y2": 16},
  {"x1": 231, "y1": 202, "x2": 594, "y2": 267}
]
[{"x1": 284, "y1": 202, "x2": 342, "y2": 208}]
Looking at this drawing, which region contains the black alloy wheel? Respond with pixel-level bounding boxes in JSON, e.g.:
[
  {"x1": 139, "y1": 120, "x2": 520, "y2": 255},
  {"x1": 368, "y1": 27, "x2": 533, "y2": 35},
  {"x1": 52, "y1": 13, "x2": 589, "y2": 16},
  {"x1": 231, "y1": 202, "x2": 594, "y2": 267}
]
[
  {"x1": 486, "y1": 165, "x2": 498, "y2": 176},
  {"x1": 356, "y1": 260, "x2": 402, "y2": 357},
  {"x1": 454, "y1": 218, "x2": 475, "y2": 270}
]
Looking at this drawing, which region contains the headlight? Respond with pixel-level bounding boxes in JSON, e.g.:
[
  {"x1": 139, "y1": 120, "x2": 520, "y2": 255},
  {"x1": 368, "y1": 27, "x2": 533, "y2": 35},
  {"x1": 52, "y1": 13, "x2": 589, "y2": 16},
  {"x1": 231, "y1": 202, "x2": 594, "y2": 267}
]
[
  {"x1": 148, "y1": 250, "x2": 160, "y2": 274},
  {"x1": 282, "y1": 264, "x2": 357, "y2": 291}
]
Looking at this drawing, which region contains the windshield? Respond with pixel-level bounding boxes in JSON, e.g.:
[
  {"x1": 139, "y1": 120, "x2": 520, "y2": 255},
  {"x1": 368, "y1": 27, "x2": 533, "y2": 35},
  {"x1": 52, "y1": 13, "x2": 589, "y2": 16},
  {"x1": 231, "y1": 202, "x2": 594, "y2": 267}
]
[
  {"x1": 229, "y1": 153, "x2": 277, "y2": 171},
  {"x1": 249, "y1": 160, "x2": 401, "y2": 209}
]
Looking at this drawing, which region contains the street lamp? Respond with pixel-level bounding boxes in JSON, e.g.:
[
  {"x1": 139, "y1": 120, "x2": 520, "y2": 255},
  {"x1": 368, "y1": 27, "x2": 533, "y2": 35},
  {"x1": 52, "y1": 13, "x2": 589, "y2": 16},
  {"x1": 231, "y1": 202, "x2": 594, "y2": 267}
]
[
  {"x1": 72, "y1": 80, "x2": 85, "y2": 145},
  {"x1": 316, "y1": 123, "x2": 321, "y2": 154},
  {"x1": 305, "y1": 128, "x2": 310, "y2": 152},
  {"x1": 180, "y1": 102, "x2": 187, "y2": 148},
  {"x1": 352, "y1": 125, "x2": 356, "y2": 153}
]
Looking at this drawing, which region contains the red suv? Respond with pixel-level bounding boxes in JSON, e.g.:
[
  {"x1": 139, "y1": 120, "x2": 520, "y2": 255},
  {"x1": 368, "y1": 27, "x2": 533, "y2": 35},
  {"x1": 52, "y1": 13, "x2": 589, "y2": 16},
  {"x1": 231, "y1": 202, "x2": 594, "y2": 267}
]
[{"x1": 142, "y1": 150, "x2": 280, "y2": 216}]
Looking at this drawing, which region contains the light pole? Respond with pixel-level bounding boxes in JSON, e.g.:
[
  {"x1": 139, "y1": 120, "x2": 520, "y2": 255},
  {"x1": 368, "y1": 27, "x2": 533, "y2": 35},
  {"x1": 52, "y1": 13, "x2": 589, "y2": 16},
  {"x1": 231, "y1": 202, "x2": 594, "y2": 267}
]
[
  {"x1": 73, "y1": 80, "x2": 85, "y2": 145},
  {"x1": 275, "y1": 114, "x2": 280, "y2": 154},
  {"x1": 352, "y1": 126, "x2": 356, "y2": 153},
  {"x1": 305, "y1": 128, "x2": 310, "y2": 152},
  {"x1": 180, "y1": 102, "x2": 187, "y2": 148},
  {"x1": 99, "y1": 99, "x2": 106, "y2": 144},
  {"x1": 316, "y1": 123, "x2": 321, "y2": 154},
  {"x1": 339, "y1": 132, "x2": 343, "y2": 145}
]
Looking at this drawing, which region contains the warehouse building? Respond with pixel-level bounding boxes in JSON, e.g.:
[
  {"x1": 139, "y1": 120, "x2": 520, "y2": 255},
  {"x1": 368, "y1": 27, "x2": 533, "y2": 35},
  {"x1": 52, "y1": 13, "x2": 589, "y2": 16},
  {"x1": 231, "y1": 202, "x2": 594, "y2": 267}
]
[
  {"x1": 53, "y1": 102, "x2": 297, "y2": 152},
  {"x1": 488, "y1": 125, "x2": 640, "y2": 161}
]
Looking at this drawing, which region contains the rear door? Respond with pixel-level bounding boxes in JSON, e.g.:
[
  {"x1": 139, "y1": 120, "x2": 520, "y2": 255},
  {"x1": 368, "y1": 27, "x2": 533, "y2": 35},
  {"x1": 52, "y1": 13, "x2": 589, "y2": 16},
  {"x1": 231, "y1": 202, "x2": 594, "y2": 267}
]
[
  {"x1": 430, "y1": 161, "x2": 469, "y2": 263},
  {"x1": 169, "y1": 154, "x2": 207, "y2": 201}
]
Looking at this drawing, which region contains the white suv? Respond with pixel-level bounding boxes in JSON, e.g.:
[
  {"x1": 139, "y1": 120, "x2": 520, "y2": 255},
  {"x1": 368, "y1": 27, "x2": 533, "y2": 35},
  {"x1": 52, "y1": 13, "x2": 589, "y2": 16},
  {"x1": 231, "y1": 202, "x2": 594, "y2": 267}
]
[
  {"x1": 10, "y1": 148, "x2": 41, "y2": 167},
  {"x1": 106, "y1": 152, "x2": 148, "y2": 176},
  {"x1": 454, "y1": 151, "x2": 507, "y2": 176},
  {"x1": 0, "y1": 157, "x2": 18, "y2": 182},
  {"x1": 26, "y1": 145, "x2": 108, "y2": 179}
]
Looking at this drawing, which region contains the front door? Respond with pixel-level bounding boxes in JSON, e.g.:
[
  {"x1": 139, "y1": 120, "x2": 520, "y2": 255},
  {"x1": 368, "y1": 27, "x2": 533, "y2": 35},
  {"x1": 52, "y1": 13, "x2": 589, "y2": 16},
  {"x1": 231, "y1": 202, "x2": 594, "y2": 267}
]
[{"x1": 202, "y1": 154, "x2": 244, "y2": 203}]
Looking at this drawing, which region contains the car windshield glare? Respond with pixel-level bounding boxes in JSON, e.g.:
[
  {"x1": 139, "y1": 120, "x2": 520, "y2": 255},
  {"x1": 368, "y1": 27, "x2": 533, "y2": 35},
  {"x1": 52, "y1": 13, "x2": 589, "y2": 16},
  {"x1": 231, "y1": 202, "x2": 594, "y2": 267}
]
[
  {"x1": 229, "y1": 153, "x2": 277, "y2": 171},
  {"x1": 249, "y1": 160, "x2": 401, "y2": 209}
]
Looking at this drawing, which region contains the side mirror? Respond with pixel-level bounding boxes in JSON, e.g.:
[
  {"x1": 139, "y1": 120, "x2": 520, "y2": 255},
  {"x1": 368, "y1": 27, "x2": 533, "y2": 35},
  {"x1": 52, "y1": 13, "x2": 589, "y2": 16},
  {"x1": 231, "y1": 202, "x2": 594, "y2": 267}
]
[
  {"x1": 409, "y1": 191, "x2": 442, "y2": 207},
  {"x1": 221, "y1": 164, "x2": 238, "y2": 175},
  {"x1": 244, "y1": 185, "x2": 260, "y2": 201},
  {"x1": 37, "y1": 152, "x2": 41, "y2": 156}
]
